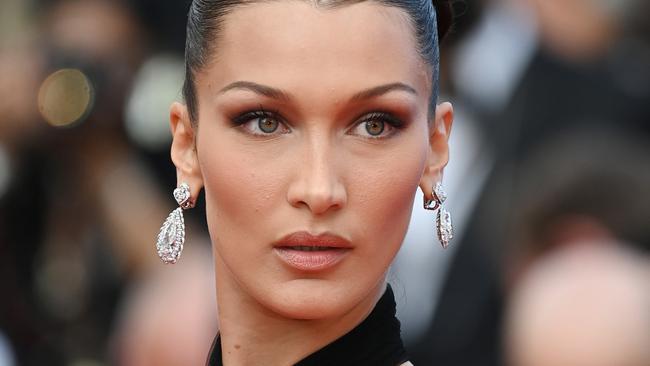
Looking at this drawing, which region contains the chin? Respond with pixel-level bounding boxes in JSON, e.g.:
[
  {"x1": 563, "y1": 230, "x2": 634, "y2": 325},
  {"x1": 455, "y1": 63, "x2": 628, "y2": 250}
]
[{"x1": 261, "y1": 278, "x2": 375, "y2": 321}]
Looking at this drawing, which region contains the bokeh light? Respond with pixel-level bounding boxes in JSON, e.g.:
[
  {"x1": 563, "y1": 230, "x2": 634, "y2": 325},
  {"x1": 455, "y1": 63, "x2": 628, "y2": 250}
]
[{"x1": 37, "y1": 68, "x2": 94, "y2": 128}]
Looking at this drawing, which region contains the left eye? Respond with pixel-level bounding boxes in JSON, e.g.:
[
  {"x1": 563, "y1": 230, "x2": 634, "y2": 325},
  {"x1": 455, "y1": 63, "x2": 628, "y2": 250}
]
[
  {"x1": 348, "y1": 113, "x2": 401, "y2": 139},
  {"x1": 257, "y1": 116, "x2": 279, "y2": 133}
]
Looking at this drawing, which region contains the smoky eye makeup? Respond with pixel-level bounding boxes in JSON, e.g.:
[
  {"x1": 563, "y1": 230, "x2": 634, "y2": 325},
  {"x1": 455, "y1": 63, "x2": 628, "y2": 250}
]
[
  {"x1": 231, "y1": 106, "x2": 281, "y2": 125},
  {"x1": 356, "y1": 111, "x2": 405, "y2": 129},
  {"x1": 229, "y1": 106, "x2": 291, "y2": 136},
  {"x1": 347, "y1": 110, "x2": 407, "y2": 139},
  {"x1": 226, "y1": 101, "x2": 411, "y2": 140}
]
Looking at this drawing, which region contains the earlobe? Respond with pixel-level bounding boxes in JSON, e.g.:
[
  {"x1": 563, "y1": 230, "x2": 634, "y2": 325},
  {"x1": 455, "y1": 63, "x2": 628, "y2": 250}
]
[
  {"x1": 170, "y1": 102, "x2": 203, "y2": 195},
  {"x1": 419, "y1": 102, "x2": 454, "y2": 199}
]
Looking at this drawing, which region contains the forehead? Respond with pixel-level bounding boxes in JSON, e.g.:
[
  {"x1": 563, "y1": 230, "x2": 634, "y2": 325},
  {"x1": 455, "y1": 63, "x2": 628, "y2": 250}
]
[{"x1": 199, "y1": 1, "x2": 431, "y2": 100}]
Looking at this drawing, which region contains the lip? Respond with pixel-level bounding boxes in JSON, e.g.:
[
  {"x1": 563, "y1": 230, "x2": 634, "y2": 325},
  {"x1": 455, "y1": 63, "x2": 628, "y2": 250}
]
[{"x1": 272, "y1": 231, "x2": 352, "y2": 271}]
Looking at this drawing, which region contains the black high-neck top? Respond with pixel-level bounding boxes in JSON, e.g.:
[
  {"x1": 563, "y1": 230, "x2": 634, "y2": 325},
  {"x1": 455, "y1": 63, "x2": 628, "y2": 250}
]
[{"x1": 206, "y1": 285, "x2": 409, "y2": 366}]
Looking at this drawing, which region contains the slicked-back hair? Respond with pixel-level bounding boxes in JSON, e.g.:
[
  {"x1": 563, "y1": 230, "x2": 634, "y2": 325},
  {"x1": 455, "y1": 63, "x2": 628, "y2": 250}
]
[{"x1": 182, "y1": 0, "x2": 454, "y2": 124}]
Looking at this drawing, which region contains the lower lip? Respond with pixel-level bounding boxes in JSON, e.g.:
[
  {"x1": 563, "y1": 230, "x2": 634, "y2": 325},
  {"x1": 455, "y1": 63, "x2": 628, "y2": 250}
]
[{"x1": 273, "y1": 247, "x2": 350, "y2": 271}]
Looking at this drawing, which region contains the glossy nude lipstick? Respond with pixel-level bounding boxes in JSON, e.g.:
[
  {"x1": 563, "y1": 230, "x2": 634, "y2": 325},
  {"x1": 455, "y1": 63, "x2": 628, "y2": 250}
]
[{"x1": 272, "y1": 231, "x2": 352, "y2": 271}]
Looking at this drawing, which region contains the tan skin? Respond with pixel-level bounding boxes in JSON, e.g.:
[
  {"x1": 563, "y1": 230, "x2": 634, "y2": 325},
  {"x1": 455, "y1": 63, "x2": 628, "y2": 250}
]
[{"x1": 170, "y1": 2, "x2": 452, "y2": 365}]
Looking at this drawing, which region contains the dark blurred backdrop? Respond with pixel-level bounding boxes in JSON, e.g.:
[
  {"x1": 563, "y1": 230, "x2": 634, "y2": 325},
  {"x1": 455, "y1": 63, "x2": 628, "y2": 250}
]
[{"x1": 0, "y1": 0, "x2": 648, "y2": 365}]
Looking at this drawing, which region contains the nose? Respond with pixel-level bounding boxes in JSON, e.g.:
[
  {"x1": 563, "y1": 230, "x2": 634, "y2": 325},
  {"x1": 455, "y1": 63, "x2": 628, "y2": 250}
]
[{"x1": 286, "y1": 136, "x2": 347, "y2": 215}]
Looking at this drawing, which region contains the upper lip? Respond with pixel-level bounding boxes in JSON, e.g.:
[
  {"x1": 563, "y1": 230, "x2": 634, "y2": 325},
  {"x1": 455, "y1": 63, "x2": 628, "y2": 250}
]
[{"x1": 273, "y1": 231, "x2": 353, "y2": 249}]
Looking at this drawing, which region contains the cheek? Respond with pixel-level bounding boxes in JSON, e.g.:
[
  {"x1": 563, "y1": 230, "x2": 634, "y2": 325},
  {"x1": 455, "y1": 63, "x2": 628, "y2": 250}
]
[
  {"x1": 345, "y1": 141, "x2": 428, "y2": 252},
  {"x1": 202, "y1": 154, "x2": 276, "y2": 222},
  {"x1": 196, "y1": 132, "x2": 290, "y2": 254}
]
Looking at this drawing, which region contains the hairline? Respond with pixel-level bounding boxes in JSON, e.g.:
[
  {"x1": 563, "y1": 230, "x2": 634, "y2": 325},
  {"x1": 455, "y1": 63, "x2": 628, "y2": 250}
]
[{"x1": 184, "y1": 0, "x2": 440, "y2": 124}]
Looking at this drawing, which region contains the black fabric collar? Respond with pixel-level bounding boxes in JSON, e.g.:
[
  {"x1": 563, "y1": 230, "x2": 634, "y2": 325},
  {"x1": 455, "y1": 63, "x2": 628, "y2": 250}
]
[{"x1": 206, "y1": 284, "x2": 408, "y2": 366}]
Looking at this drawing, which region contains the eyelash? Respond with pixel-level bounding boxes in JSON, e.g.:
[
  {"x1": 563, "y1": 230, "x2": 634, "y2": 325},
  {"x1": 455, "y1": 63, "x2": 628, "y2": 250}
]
[
  {"x1": 349, "y1": 111, "x2": 404, "y2": 140},
  {"x1": 231, "y1": 108, "x2": 289, "y2": 137},
  {"x1": 230, "y1": 108, "x2": 405, "y2": 139}
]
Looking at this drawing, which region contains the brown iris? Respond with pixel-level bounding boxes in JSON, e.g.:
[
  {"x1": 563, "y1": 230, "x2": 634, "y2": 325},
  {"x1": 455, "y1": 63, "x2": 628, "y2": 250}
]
[
  {"x1": 259, "y1": 117, "x2": 279, "y2": 133},
  {"x1": 365, "y1": 120, "x2": 385, "y2": 136}
]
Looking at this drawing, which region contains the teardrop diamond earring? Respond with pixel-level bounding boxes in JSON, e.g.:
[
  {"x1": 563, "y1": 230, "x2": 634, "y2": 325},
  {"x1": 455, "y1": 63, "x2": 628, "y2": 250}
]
[
  {"x1": 424, "y1": 182, "x2": 454, "y2": 249},
  {"x1": 156, "y1": 182, "x2": 195, "y2": 264}
]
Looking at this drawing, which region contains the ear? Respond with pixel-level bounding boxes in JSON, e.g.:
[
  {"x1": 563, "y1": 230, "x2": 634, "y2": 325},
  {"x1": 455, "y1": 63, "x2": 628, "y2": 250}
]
[
  {"x1": 170, "y1": 102, "x2": 203, "y2": 199},
  {"x1": 419, "y1": 101, "x2": 453, "y2": 200}
]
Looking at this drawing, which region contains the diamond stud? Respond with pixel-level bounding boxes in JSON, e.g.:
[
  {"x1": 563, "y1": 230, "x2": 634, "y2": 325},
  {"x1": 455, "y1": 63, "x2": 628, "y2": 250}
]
[{"x1": 173, "y1": 182, "x2": 194, "y2": 209}]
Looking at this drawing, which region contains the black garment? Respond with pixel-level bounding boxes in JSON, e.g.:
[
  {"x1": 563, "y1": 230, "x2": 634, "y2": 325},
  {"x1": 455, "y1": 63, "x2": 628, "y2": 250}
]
[{"x1": 206, "y1": 285, "x2": 409, "y2": 366}]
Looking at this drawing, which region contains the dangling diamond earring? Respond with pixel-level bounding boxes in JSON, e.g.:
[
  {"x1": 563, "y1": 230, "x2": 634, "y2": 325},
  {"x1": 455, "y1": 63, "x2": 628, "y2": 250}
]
[
  {"x1": 424, "y1": 182, "x2": 454, "y2": 249},
  {"x1": 156, "y1": 182, "x2": 195, "y2": 264}
]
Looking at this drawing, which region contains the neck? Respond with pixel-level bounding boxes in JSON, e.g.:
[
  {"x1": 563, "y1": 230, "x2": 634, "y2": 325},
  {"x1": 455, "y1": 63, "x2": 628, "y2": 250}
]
[{"x1": 213, "y1": 255, "x2": 386, "y2": 366}]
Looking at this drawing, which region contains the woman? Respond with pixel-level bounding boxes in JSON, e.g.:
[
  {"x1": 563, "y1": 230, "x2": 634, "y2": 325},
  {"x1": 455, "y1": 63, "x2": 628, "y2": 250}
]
[{"x1": 158, "y1": 0, "x2": 454, "y2": 364}]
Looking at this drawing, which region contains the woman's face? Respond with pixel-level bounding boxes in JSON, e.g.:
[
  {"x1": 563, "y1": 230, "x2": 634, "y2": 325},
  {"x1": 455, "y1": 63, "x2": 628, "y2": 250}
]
[{"x1": 172, "y1": 1, "x2": 452, "y2": 319}]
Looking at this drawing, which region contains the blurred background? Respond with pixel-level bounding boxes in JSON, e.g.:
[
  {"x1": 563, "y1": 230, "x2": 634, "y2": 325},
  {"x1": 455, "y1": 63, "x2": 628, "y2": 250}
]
[{"x1": 0, "y1": 0, "x2": 648, "y2": 365}]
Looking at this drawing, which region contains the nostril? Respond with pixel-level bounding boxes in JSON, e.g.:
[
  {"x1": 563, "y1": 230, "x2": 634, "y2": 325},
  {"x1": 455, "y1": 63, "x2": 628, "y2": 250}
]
[
  {"x1": 286, "y1": 149, "x2": 347, "y2": 214},
  {"x1": 287, "y1": 184, "x2": 346, "y2": 215}
]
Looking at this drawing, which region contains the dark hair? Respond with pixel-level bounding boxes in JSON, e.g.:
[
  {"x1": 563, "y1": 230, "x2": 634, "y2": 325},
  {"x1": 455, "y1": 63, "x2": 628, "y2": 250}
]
[{"x1": 182, "y1": 0, "x2": 454, "y2": 124}]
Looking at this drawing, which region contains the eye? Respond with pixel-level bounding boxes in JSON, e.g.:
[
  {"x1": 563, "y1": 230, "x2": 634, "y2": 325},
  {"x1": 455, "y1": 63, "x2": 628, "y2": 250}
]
[
  {"x1": 348, "y1": 112, "x2": 403, "y2": 139},
  {"x1": 258, "y1": 116, "x2": 279, "y2": 133},
  {"x1": 232, "y1": 109, "x2": 290, "y2": 136},
  {"x1": 364, "y1": 120, "x2": 385, "y2": 136}
]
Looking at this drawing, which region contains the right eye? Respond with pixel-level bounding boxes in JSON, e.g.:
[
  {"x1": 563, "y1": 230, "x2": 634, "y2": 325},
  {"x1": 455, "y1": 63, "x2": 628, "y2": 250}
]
[{"x1": 233, "y1": 110, "x2": 290, "y2": 137}]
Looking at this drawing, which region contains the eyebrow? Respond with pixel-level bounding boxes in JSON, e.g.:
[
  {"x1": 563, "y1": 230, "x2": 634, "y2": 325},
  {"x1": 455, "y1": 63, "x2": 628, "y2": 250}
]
[
  {"x1": 218, "y1": 81, "x2": 417, "y2": 102},
  {"x1": 350, "y1": 82, "x2": 417, "y2": 101},
  {"x1": 219, "y1": 81, "x2": 291, "y2": 101}
]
